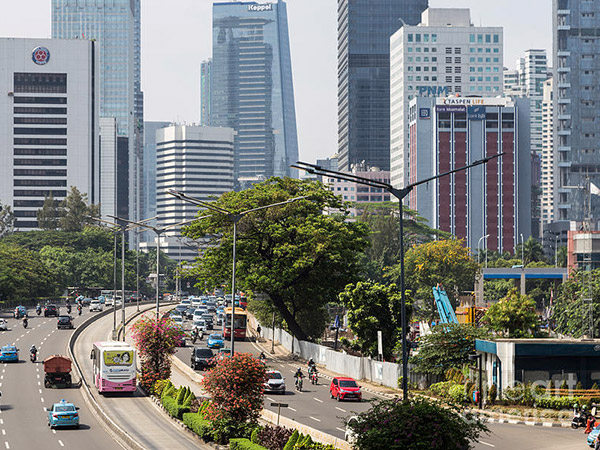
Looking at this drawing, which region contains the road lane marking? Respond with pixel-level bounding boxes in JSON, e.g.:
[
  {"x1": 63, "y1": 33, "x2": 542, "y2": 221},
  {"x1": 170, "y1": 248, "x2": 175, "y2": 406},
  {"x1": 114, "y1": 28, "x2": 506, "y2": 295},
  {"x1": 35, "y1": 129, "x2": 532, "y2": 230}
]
[
  {"x1": 4, "y1": 442, "x2": 8, "y2": 449},
  {"x1": 52, "y1": 430, "x2": 56, "y2": 434},
  {"x1": 19, "y1": 335, "x2": 24, "y2": 339},
  {"x1": 313, "y1": 398, "x2": 323, "y2": 403},
  {"x1": 36, "y1": 374, "x2": 40, "y2": 379},
  {"x1": 1, "y1": 430, "x2": 4, "y2": 435},
  {"x1": 309, "y1": 416, "x2": 321, "y2": 422},
  {"x1": 58, "y1": 440, "x2": 64, "y2": 447},
  {"x1": 478, "y1": 441, "x2": 495, "y2": 448},
  {"x1": 37, "y1": 382, "x2": 41, "y2": 386},
  {"x1": 0, "y1": 420, "x2": 3, "y2": 425},
  {"x1": 266, "y1": 397, "x2": 276, "y2": 402},
  {"x1": 336, "y1": 427, "x2": 345, "y2": 433},
  {"x1": 335, "y1": 407, "x2": 346, "y2": 412},
  {"x1": 38, "y1": 389, "x2": 42, "y2": 394},
  {"x1": 288, "y1": 407, "x2": 297, "y2": 412},
  {"x1": 40, "y1": 398, "x2": 44, "y2": 403}
]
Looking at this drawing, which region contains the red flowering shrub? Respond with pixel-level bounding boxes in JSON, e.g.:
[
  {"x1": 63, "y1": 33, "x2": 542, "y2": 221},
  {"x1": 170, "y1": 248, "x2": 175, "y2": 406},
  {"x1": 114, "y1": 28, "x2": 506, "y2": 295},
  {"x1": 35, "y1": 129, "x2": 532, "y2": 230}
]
[
  {"x1": 130, "y1": 314, "x2": 186, "y2": 393},
  {"x1": 202, "y1": 352, "x2": 266, "y2": 424}
]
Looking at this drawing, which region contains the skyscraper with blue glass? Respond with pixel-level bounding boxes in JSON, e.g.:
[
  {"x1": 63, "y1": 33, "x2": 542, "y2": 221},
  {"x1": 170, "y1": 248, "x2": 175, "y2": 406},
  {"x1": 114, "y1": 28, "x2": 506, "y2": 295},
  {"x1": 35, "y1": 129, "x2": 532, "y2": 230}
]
[
  {"x1": 52, "y1": 0, "x2": 143, "y2": 223},
  {"x1": 338, "y1": 0, "x2": 428, "y2": 172},
  {"x1": 211, "y1": 1, "x2": 299, "y2": 188}
]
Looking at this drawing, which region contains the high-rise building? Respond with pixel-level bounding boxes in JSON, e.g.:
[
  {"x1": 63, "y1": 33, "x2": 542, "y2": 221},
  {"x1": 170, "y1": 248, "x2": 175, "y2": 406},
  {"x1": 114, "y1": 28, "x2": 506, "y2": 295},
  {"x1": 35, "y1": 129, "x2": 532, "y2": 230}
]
[
  {"x1": 155, "y1": 125, "x2": 235, "y2": 262},
  {"x1": 541, "y1": 77, "x2": 554, "y2": 226},
  {"x1": 210, "y1": 1, "x2": 298, "y2": 188},
  {"x1": 338, "y1": 0, "x2": 428, "y2": 173},
  {"x1": 390, "y1": 8, "x2": 503, "y2": 189},
  {"x1": 0, "y1": 38, "x2": 99, "y2": 230},
  {"x1": 503, "y1": 68, "x2": 522, "y2": 97},
  {"x1": 553, "y1": 0, "x2": 600, "y2": 223},
  {"x1": 519, "y1": 50, "x2": 547, "y2": 157},
  {"x1": 200, "y1": 59, "x2": 211, "y2": 127},
  {"x1": 407, "y1": 96, "x2": 531, "y2": 252},
  {"x1": 52, "y1": 0, "x2": 143, "y2": 226}
]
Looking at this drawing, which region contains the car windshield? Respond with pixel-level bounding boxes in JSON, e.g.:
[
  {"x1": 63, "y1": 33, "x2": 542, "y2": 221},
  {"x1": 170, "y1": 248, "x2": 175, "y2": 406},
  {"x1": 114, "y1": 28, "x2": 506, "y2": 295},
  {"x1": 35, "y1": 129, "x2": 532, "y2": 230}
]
[
  {"x1": 209, "y1": 334, "x2": 222, "y2": 340},
  {"x1": 59, "y1": 316, "x2": 70, "y2": 320},
  {"x1": 193, "y1": 321, "x2": 205, "y2": 326},
  {"x1": 267, "y1": 372, "x2": 283, "y2": 380},
  {"x1": 202, "y1": 315, "x2": 212, "y2": 320},
  {"x1": 339, "y1": 380, "x2": 358, "y2": 388},
  {"x1": 195, "y1": 349, "x2": 213, "y2": 357},
  {"x1": 2, "y1": 347, "x2": 15, "y2": 352},
  {"x1": 55, "y1": 405, "x2": 75, "y2": 412}
]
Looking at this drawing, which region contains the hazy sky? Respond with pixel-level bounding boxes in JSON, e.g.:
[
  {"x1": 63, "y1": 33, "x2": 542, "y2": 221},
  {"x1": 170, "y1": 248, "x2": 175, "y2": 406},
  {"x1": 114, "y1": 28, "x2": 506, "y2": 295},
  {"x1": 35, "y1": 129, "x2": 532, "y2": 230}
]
[{"x1": 0, "y1": 1, "x2": 551, "y2": 164}]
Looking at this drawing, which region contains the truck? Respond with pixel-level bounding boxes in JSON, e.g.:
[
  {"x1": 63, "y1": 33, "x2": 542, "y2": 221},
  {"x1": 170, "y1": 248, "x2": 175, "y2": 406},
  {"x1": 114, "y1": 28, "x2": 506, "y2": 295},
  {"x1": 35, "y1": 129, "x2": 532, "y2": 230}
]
[{"x1": 43, "y1": 355, "x2": 72, "y2": 388}]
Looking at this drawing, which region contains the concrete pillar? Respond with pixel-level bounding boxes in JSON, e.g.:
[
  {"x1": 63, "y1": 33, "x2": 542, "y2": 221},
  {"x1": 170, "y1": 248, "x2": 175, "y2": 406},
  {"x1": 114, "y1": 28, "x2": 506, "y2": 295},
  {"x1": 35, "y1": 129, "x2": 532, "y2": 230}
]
[{"x1": 520, "y1": 270, "x2": 526, "y2": 295}]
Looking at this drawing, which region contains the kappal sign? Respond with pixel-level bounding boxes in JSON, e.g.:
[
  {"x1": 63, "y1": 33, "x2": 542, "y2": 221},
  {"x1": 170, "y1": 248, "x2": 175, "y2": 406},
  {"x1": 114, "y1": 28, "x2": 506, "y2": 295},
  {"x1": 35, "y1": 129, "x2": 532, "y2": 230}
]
[
  {"x1": 248, "y1": 3, "x2": 272, "y2": 11},
  {"x1": 32, "y1": 46, "x2": 51, "y2": 65}
]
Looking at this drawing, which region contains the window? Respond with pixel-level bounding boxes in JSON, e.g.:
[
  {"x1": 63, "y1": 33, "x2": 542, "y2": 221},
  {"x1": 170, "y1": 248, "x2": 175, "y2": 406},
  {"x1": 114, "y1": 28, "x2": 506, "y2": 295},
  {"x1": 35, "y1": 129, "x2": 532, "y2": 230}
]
[
  {"x1": 13, "y1": 138, "x2": 66, "y2": 145},
  {"x1": 455, "y1": 76, "x2": 461, "y2": 82},
  {"x1": 470, "y1": 76, "x2": 475, "y2": 82},
  {"x1": 14, "y1": 169, "x2": 66, "y2": 177},
  {"x1": 446, "y1": 76, "x2": 452, "y2": 83},
  {"x1": 13, "y1": 159, "x2": 66, "y2": 166},
  {"x1": 477, "y1": 34, "x2": 483, "y2": 43},
  {"x1": 493, "y1": 48, "x2": 499, "y2": 53},
  {"x1": 415, "y1": 34, "x2": 421, "y2": 42},
  {"x1": 408, "y1": 34, "x2": 413, "y2": 42},
  {"x1": 446, "y1": 57, "x2": 452, "y2": 63},
  {"x1": 445, "y1": 47, "x2": 452, "y2": 54},
  {"x1": 14, "y1": 148, "x2": 66, "y2": 156},
  {"x1": 454, "y1": 66, "x2": 461, "y2": 73},
  {"x1": 470, "y1": 57, "x2": 475, "y2": 62},
  {"x1": 14, "y1": 107, "x2": 66, "y2": 115},
  {"x1": 13, "y1": 97, "x2": 67, "y2": 104},
  {"x1": 432, "y1": 76, "x2": 437, "y2": 81},
  {"x1": 470, "y1": 34, "x2": 475, "y2": 43},
  {"x1": 423, "y1": 34, "x2": 429, "y2": 42},
  {"x1": 478, "y1": 57, "x2": 483, "y2": 62},
  {"x1": 493, "y1": 57, "x2": 499, "y2": 63},
  {"x1": 14, "y1": 73, "x2": 67, "y2": 94},
  {"x1": 485, "y1": 34, "x2": 491, "y2": 43},
  {"x1": 455, "y1": 47, "x2": 461, "y2": 54},
  {"x1": 446, "y1": 66, "x2": 452, "y2": 73},
  {"x1": 431, "y1": 34, "x2": 437, "y2": 42},
  {"x1": 493, "y1": 34, "x2": 499, "y2": 43},
  {"x1": 470, "y1": 67, "x2": 475, "y2": 72},
  {"x1": 416, "y1": 66, "x2": 421, "y2": 71},
  {"x1": 432, "y1": 57, "x2": 437, "y2": 62},
  {"x1": 423, "y1": 66, "x2": 429, "y2": 72},
  {"x1": 14, "y1": 128, "x2": 67, "y2": 135},
  {"x1": 455, "y1": 57, "x2": 461, "y2": 63},
  {"x1": 485, "y1": 57, "x2": 491, "y2": 63}
]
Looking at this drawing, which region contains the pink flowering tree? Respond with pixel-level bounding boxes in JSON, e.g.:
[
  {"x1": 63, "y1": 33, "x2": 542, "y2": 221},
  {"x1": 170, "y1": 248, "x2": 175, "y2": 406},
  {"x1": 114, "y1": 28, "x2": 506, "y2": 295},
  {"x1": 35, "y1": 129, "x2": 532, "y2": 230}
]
[
  {"x1": 202, "y1": 352, "x2": 266, "y2": 424},
  {"x1": 130, "y1": 314, "x2": 186, "y2": 393}
]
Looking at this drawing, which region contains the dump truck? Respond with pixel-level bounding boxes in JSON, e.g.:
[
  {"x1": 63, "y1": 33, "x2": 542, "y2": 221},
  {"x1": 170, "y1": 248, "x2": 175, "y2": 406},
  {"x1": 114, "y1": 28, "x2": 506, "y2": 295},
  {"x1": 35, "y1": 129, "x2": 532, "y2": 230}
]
[{"x1": 43, "y1": 355, "x2": 72, "y2": 388}]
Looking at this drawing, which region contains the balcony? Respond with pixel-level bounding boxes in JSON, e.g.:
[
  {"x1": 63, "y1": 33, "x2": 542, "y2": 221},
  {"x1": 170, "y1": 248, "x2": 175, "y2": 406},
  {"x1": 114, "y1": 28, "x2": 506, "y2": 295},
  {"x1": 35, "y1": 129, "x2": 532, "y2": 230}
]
[{"x1": 557, "y1": 24, "x2": 570, "y2": 30}]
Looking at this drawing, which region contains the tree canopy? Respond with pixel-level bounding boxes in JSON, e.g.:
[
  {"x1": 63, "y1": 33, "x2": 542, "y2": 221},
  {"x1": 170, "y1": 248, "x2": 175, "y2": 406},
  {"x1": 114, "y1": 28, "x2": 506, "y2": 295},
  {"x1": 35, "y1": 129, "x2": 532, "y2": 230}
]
[
  {"x1": 0, "y1": 202, "x2": 15, "y2": 238},
  {"x1": 483, "y1": 288, "x2": 539, "y2": 338},
  {"x1": 183, "y1": 177, "x2": 370, "y2": 340},
  {"x1": 58, "y1": 186, "x2": 100, "y2": 232},
  {"x1": 552, "y1": 269, "x2": 600, "y2": 338},
  {"x1": 37, "y1": 192, "x2": 60, "y2": 231}
]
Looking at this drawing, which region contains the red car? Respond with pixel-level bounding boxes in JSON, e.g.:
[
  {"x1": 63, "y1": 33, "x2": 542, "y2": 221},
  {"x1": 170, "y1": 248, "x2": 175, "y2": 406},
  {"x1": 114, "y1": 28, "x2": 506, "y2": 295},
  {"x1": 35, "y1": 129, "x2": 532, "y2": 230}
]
[{"x1": 330, "y1": 376, "x2": 362, "y2": 402}]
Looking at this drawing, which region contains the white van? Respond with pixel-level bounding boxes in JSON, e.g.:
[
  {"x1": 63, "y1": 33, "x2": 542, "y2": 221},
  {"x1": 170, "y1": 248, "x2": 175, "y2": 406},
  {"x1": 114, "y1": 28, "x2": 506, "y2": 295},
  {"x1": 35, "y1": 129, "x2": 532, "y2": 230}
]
[{"x1": 90, "y1": 300, "x2": 103, "y2": 312}]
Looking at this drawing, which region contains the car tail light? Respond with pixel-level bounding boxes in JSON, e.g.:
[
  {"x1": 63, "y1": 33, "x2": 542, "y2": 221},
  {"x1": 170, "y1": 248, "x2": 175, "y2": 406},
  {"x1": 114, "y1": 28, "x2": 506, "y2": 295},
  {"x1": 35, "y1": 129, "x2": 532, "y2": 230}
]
[
  {"x1": 52, "y1": 414, "x2": 59, "y2": 418},
  {"x1": 73, "y1": 413, "x2": 78, "y2": 417}
]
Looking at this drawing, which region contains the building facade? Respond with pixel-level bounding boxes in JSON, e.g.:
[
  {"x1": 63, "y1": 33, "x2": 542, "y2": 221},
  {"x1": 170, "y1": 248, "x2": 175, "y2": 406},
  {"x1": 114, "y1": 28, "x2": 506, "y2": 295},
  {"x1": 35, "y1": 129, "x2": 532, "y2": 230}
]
[
  {"x1": 338, "y1": 0, "x2": 428, "y2": 173},
  {"x1": 541, "y1": 77, "x2": 555, "y2": 226},
  {"x1": 210, "y1": 1, "x2": 298, "y2": 188},
  {"x1": 0, "y1": 38, "x2": 99, "y2": 230},
  {"x1": 52, "y1": 0, "x2": 143, "y2": 225},
  {"x1": 200, "y1": 59, "x2": 211, "y2": 127},
  {"x1": 155, "y1": 125, "x2": 234, "y2": 261},
  {"x1": 553, "y1": 0, "x2": 600, "y2": 223},
  {"x1": 390, "y1": 8, "x2": 504, "y2": 189},
  {"x1": 503, "y1": 68, "x2": 522, "y2": 97},
  {"x1": 407, "y1": 96, "x2": 531, "y2": 252}
]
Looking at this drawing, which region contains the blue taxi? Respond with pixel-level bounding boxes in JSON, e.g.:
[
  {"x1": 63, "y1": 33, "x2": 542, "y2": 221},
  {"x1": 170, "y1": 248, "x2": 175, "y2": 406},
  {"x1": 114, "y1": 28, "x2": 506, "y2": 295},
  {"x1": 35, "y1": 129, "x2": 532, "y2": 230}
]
[
  {"x1": 588, "y1": 424, "x2": 600, "y2": 447},
  {"x1": 0, "y1": 345, "x2": 18, "y2": 362},
  {"x1": 207, "y1": 333, "x2": 225, "y2": 349},
  {"x1": 47, "y1": 399, "x2": 80, "y2": 429}
]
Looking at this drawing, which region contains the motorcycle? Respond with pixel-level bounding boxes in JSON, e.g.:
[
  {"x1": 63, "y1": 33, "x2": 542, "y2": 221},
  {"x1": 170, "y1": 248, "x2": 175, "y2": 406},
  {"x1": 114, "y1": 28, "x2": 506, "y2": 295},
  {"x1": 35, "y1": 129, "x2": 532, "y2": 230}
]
[
  {"x1": 310, "y1": 370, "x2": 318, "y2": 385},
  {"x1": 30, "y1": 351, "x2": 37, "y2": 363},
  {"x1": 66, "y1": 305, "x2": 72, "y2": 314},
  {"x1": 192, "y1": 330, "x2": 199, "y2": 344},
  {"x1": 36, "y1": 306, "x2": 41, "y2": 316},
  {"x1": 77, "y1": 306, "x2": 82, "y2": 316},
  {"x1": 22, "y1": 319, "x2": 28, "y2": 329},
  {"x1": 572, "y1": 407, "x2": 593, "y2": 429},
  {"x1": 295, "y1": 376, "x2": 303, "y2": 392}
]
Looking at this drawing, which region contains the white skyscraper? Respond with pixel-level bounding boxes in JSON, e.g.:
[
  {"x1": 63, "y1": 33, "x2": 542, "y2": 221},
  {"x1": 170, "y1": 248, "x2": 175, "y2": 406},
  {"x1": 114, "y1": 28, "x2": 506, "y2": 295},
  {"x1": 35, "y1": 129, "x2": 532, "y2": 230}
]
[
  {"x1": 503, "y1": 68, "x2": 522, "y2": 97},
  {"x1": 390, "y1": 8, "x2": 504, "y2": 190},
  {"x1": 0, "y1": 38, "x2": 99, "y2": 230},
  {"x1": 541, "y1": 77, "x2": 554, "y2": 226}
]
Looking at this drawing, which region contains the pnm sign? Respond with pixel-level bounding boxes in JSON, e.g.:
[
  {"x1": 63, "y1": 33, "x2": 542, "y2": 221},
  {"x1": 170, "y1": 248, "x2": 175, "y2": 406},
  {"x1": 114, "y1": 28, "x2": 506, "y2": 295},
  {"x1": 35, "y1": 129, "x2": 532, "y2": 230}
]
[{"x1": 417, "y1": 86, "x2": 449, "y2": 97}]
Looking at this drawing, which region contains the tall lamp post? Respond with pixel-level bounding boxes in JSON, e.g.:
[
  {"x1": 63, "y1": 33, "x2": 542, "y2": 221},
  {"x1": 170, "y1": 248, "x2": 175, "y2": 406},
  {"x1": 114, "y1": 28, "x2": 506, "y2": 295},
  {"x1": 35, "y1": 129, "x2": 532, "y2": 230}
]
[
  {"x1": 292, "y1": 153, "x2": 503, "y2": 401},
  {"x1": 477, "y1": 234, "x2": 490, "y2": 268},
  {"x1": 167, "y1": 190, "x2": 307, "y2": 355},
  {"x1": 114, "y1": 216, "x2": 210, "y2": 321}
]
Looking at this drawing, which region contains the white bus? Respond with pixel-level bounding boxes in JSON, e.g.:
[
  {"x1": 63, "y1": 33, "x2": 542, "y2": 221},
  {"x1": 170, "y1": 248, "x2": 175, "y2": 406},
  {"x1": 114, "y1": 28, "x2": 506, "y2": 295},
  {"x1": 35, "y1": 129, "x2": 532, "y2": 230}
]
[{"x1": 90, "y1": 341, "x2": 137, "y2": 393}]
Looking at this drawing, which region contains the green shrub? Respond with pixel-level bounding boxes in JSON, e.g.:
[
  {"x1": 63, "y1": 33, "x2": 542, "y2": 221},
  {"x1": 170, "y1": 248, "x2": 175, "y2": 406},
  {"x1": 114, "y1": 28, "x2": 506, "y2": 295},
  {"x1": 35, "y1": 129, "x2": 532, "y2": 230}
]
[
  {"x1": 176, "y1": 387, "x2": 186, "y2": 404},
  {"x1": 230, "y1": 438, "x2": 269, "y2": 450},
  {"x1": 445, "y1": 367, "x2": 465, "y2": 384},
  {"x1": 487, "y1": 384, "x2": 497, "y2": 405},
  {"x1": 534, "y1": 396, "x2": 576, "y2": 410},
  {"x1": 592, "y1": 382, "x2": 599, "y2": 391},
  {"x1": 546, "y1": 379, "x2": 554, "y2": 393},
  {"x1": 153, "y1": 379, "x2": 170, "y2": 396},
  {"x1": 182, "y1": 412, "x2": 214, "y2": 441},
  {"x1": 560, "y1": 380, "x2": 568, "y2": 390},
  {"x1": 576, "y1": 381, "x2": 583, "y2": 390},
  {"x1": 162, "y1": 394, "x2": 190, "y2": 419},
  {"x1": 250, "y1": 428, "x2": 261, "y2": 444},
  {"x1": 257, "y1": 425, "x2": 293, "y2": 450},
  {"x1": 430, "y1": 381, "x2": 457, "y2": 398},
  {"x1": 294, "y1": 435, "x2": 313, "y2": 449},
  {"x1": 211, "y1": 416, "x2": 256, "y2": 444},
  {"x1": 448, "y1": 384, "x2": 465, "y2": 403},
  {"x1": 283, "y1": 430, "x2": 300, "y2": 450}
]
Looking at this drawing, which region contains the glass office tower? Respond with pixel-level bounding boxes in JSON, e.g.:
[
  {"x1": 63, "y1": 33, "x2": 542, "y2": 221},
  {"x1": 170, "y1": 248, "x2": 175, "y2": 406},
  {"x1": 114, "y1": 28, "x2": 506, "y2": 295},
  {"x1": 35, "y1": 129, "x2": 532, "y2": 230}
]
[
  {"x1": 52, "y1": 0, "x2": 143, "y2": 224},
  {"x1": 211, "y1": 1, "x2": 299, "y2": 188},
  {"x1": 338, "y1": 0, "x2": 428, "y2": 172},
  {"x1": 553, "y1": 0, "x2": 600, "y2": 223}
]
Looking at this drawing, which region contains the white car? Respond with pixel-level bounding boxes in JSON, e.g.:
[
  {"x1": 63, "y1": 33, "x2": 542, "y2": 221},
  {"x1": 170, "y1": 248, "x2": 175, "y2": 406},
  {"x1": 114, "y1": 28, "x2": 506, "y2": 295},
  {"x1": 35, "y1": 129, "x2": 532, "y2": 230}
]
[
  {"x1": 90, "y1": 300, "x2": 103, "y2": 312},
  {"x1": 264, "y1": 370, "x2": 286, "y2": 394},
  {"x1": 191, "y1": 298, "x2": 203, "y2": 308},
  {"x1": 172, "y1": 315, "x2": 184, "y2": 326},
  {"x1": 105, "y1": 296, "x2": 114, "y2": 307},
  {"x1": 0, "y1": 319, "x2": 7, "y2": 331},
  {"x1": 192, "y1": 319, "x2": 207, "y2": 333}
]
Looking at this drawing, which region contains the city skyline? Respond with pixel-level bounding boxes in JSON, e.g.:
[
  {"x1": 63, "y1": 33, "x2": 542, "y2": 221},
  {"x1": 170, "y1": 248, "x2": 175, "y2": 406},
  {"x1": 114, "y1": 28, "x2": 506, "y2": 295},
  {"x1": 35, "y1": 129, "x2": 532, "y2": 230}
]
[{"x1": 0, "y1": 1, "x2": 551, "y2": 165}]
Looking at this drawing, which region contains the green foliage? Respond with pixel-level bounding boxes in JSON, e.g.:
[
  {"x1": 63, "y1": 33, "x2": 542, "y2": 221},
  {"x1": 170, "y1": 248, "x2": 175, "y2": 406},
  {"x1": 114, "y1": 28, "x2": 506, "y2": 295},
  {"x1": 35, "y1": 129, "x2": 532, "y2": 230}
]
[
  {"x1": 487, "y1": 384, "x2": 497, "y2": 405},
  {"x1": 37, "y1": 192, "x2": 61, "y2": 231},
  {"x1": 230, "y1": 439, "x2": 269, "y2": 450},
  {"x1": 429, "y1": 381, "x2": 458, "y2": 398},
  {"x1": 283, "y1": 430, "x2": 300, "y2": 450},
  {"x1": 210, "y1": 416, "x2": 256, "y2": 444},
  {"x1": 448, "y1": 384, "x2": 466, "y2": 403},
  {"x1": 347, "y1": 397, "x2": 487, "y2": 450},
  {"x1": 560, "y1": 379, "x2": 568, "y2": 390},
  {"x1": 184, "y1": 177, "x2": 369, "y2": 340},
  {"x1": 153, "y1": 379, "x2": 170, "y2": 396},
  {"x1": 58, "y1": 186, "x2": 100, "y2": 232},
  {"x1": 0, "y1": 202, "x2": 15, "y2": 238},
  {"x1": 553, "y1": 269, "x2": 600, "y2": 338},
  {"x1": 515, "y1": 236, "x2": 546, "y2": 266},
  {"x1": 409, "y1": 323, "x2": 489, "y2": 376},
  {"x1": 534, "y1": 396, "x2": 577, "y2": 410},
  {"x1": 0, "y1": 242, "x2": 54, "y2": 301},
  {"x1": 394, "y1": 239, "x2": 480, "y2": 321},
  {"x1": 483, "y1": 279, "x2": 515, "y2": 305},
  {"x1": 445, "y1": 367, "x2": 466, "y2": 384},
  {"x1": 338, "y1": 281, "x2": 405, "y2": 358},
  {"x1": 256, "y1": 425, "x2": 293, "y2": 450},
  {"x1": 182, "y1": 412, "x2": 214, "y2": 441},
  {"x1": 576, "y1": 381, "x2": 583, "y2": 390},
  {"x1": 592, "y1": 382, "x2": 598, "y2": 390},
  {"x1": 483, "y1": 288, "x2": 538, "y2": 338},
  {"x1": 162, "y1": 394, "x2": 190, "y2": 419},
  {"x1": 250, "y1": 428, "x2": 260, "y2": 445}
]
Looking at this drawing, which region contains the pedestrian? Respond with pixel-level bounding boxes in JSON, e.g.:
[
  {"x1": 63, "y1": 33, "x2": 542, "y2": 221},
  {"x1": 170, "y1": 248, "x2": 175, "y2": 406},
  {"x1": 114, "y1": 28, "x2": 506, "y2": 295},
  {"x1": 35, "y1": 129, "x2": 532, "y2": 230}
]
[{"x1": 257, "y1": 324, "x2": 261, "y2": 335}]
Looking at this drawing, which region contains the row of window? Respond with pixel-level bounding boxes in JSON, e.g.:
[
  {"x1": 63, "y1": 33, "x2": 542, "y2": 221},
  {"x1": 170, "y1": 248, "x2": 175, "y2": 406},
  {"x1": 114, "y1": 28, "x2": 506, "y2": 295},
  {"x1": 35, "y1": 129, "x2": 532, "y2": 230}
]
[
  {"x1": 407, "y1": 33, "x2": 438, "y2": 43},
  {"x1": 14, "y1": 73, "x2": 67, "y2": 94},
  {"x1": 14, "y1": 148, "x2": 67, "y2": 156},
  {"x1": 469, "y1": 34, "x2": 501, "y2": 44},
  {"x1": 13, "y1": 97, "x2": 67, "y2": 104},
  {"x1": 14, "y1": 190, "x2": 67, "y2": 197},
  {"x1": 14, "y1": 169, "x2": 66, "y2": 177},
  {"x1": 407, "y1": 47, "x2": 500, "y2": 54},
  {"x1": 14, "y1": 179, "x2": 66, "y2": 187},
  {"x1": 14, "y1": 117, "x2": 67, "y2": 125}
]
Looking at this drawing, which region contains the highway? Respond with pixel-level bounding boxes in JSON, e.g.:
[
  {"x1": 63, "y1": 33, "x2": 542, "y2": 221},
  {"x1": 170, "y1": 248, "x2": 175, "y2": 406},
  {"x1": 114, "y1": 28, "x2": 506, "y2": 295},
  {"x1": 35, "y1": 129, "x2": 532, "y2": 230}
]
[
  {"x1": 474, "y1": 423, "x2": 585, "y2": 450},
  {"x1": 0, "y1": 306, "x2": 119, "y2": 450}
]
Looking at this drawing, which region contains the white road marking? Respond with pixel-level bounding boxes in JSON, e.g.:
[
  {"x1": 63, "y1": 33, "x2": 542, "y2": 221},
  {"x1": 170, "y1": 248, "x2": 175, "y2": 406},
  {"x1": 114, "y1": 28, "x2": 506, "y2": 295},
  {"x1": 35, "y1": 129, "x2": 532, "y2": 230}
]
[
  {"x1": 40, "y1": 398, "x2": 44, "y2": 403},
  {"x1": 1, "y1": 430, "x2": 5, "y2": 435},
  {"x1": 288, "y1": 407, "x2": 297, "y2": 412},
  {"x1": 336, "y1": 427, "x2": 345, "y2": 433},
  {"x1": 335, "y1": 407, "x2": 346, "y2": 412},
  {"x1": 478, "y1": 441, "x2": 495, "y2": 448},
  {"x1": 4, "y1": 441, "x2": 8, "y2": 449},
  {"x1": 14, "y1": 340, "x2": 18, "y2": 343},
  {"x1": 313, "y1": 397, "x2": 323, "y2": 403},
  {"x1": 1, "y1": 376, "x2": 4, "y2": 381},
  {"x1": 287, "y1": 364, "x2": 297, "y2": 368},
  {"x1": 19, "y1": 335, "x2": 23, "y2": 339},
  {"x1": 0, "y1": 420, "x2": 3, "y2": 425},
  {"x1": 38, "y1": 389, "x2": 42, "y2": 394},
  {"x1": 36, "y1": 374, "x2": 40, "y2": 379},
  {"x1": 52, "y1": 430, "x2": 56, "y2": 434},
  {"x1": 37, "y1": 382, "x2": 41, "y2": 386},
  {"x1": 309, "y1": 416, "x2": 321, "y2": 422},
  {"x1": 58, "y1": 440, "x2": 64, "y2": 447},
  {"x1": 266, "y1": 397, "x2": 276, "y2": 402}
]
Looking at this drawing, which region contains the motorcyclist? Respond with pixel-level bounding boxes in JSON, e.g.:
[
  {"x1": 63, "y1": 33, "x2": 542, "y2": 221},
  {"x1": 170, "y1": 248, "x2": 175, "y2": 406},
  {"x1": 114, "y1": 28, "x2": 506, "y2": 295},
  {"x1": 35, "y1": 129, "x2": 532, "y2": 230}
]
[
  {"x1": 30, "y1": 345, "x2": 37, "y2": 359},
  {"x1": 22, "y1": 317, "x2": 28, "y2": 328},
  {"x1": 77, "y1": 304, "x2": 82, "y2": 316},
  {"x1": 307, "y1": 358, "x2": 316, "y2": 371},
  {"x1": 192, "y1": 328, "x2": 199, "y2": 343},
  {"x1": 36, "y1": 304, "x2": 41, "y2": 315},
  {"x1": 294, "y1": 368, "x2": 304, "y2": 388},
  {"x1": 259, "y1": 351, "x2": 267, "y2": 361},
  {"x1": 66, "y1": 301, "x2": 72, "y2": 314}
]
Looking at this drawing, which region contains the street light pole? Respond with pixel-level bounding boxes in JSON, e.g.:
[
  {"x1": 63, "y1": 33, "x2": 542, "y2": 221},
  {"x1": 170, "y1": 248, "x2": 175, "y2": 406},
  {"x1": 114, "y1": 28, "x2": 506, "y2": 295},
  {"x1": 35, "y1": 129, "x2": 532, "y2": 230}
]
[
  {"x1": 167, "y1": 190, "x2": 307, "y2": 355},
  {"x1": 520, "y1": 233, "x2": 524, "y2": 267},
  {"x1": 293, "y1": 152, "x2": 503, "y2": 401}
]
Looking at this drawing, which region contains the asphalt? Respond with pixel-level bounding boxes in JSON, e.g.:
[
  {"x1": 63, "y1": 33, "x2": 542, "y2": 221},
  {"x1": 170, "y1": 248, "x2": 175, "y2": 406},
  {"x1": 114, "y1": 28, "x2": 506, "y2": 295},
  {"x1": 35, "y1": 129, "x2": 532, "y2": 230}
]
[{"x1": 0, "y1": 307, "x2": 120, "y2": 450}]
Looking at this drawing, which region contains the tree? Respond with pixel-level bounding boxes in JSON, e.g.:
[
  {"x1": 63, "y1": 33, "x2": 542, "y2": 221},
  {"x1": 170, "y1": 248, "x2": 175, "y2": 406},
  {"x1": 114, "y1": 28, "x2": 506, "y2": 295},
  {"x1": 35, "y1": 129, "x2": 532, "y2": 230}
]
[
  {"x1": 483, "y1": 288, "x2": 538, "y2": 338},
  {"x1": 515, "y1": 236, "x2": 546, "y2": 266},
  {"x1": 0, "y1": 242, "x2": 53, "y2": 302},
  {"x1": 338, "y1": 281, "x2": 406, "y2": 359},
  {"x1": 410, "y1": 323, "x2": 489, "y2": 376},
  {"x1": 37, "y1": 192, "x2": 61, "y2": 231},
  {"x1": 130, "y1": 315, "x2": 185, "y2": 392},
  {"x1": 184, "y1": 177, "x2": 369, "y2": 340},
  {"x1": 201, "y1": 353, "x2": 266, "y2": 425},
  {"x1": 0, "y1": 203, "x2": 15, "y2": 238},
  {"x1": 346, "y1": 397, "x2": 487, "y2": 450},
  {"x1": 59, "y1": 186, "x2": 100, "y2": 232},
  {"x1": 552, "y1": 269, "x2": 600, "y2": 338},
  {"x1": 393, "y1": 239, "x2": 480, "y2": 321}
]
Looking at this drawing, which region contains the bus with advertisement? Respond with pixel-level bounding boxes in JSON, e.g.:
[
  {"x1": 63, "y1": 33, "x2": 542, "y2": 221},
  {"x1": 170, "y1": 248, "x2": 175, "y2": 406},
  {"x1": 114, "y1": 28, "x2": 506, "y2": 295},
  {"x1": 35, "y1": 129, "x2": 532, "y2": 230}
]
[
  {"x1": 223, "y1": 307, "x2": 247, "y2": 340},
  {"x1": 90, "y1": 341, "x2": 137, "y2": 393}
]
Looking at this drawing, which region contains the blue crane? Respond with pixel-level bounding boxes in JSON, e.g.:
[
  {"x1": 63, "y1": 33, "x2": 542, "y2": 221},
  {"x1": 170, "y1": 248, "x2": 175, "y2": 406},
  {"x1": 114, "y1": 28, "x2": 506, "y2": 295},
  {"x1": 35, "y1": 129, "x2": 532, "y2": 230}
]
[{"x1": 432, "y1": 285, "x2": 458, "y2": 324}]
